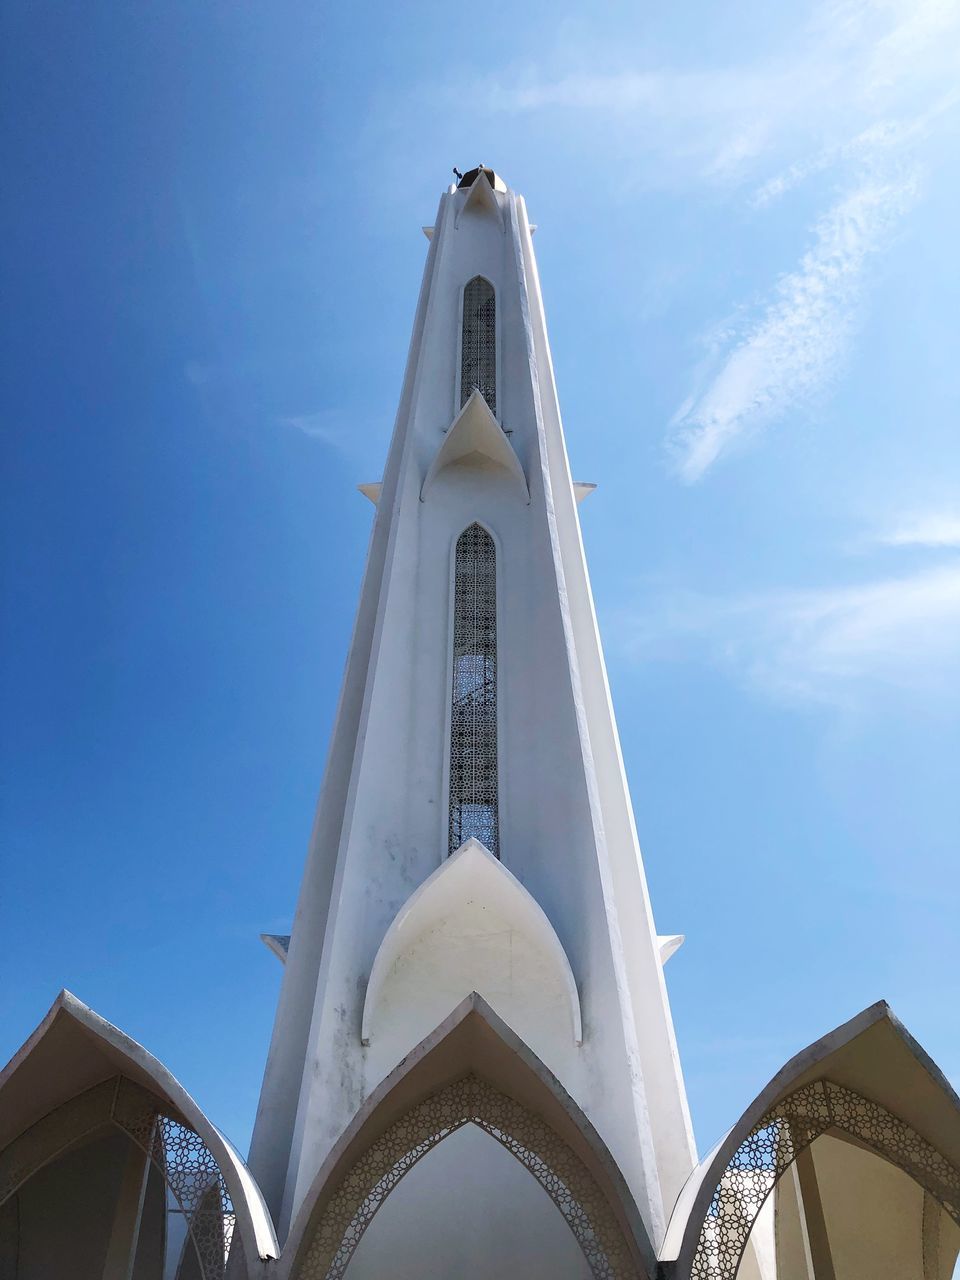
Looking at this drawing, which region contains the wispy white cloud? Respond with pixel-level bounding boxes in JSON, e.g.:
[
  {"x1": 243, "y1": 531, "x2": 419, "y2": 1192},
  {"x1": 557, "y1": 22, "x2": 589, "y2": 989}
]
[
  {"x1": 622, "y1": 562, "x2": 960, "y2": 708},
  {"x1": 669, "y1": 169, "x2": 918, "y2": 482},
  {"x1": 862, "y1": 0, "x2": 960, "y2": 97},
  {"x1": 477, "y1": 0, "x2": 960, "y2": 187},
  {"x1": 876, "y1": 512, "x2": 960, "y2": 548},
  {"x1": 752, "y1": 89, "x2": 960, "y2": 208},
  {"x1": 275, "y1": 410, "x2": 349, "y2": 448},
  {"x1": 664, "y1": 1, "x2": 960, "y2": 476},
  {"x1": 483, "y1": 62, "x2": 825, "y2": 186},
  {"x1": 455, "y1": 0, "x2": 960, "y2": 479}
]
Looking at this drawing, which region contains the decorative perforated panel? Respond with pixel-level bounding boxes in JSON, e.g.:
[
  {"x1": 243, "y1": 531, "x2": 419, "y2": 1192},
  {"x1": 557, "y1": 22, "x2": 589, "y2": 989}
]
[
  {"x1": 460, "y1": 276, "x2": 496, "y2": 413},
  {"x1": 448, "y1": 524, "x2": 499, "y2": 857},
  {"x1": 687, "y1": 1079, "x2": 960, "y2": 1280},
  {"x1": 0, "y1": 1076, "x2": 240, "y2": 1280},
  {"x1": 114, "y1": 1079, "x2": 238, "y2": 1279},
  {"x1": 293, "y1": 1074, "x2": 638, "y2": 1280}
]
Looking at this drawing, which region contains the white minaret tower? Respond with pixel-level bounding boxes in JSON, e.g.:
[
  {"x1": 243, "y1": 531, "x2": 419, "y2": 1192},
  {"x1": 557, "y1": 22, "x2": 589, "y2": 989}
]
[{"x1": 250, "y1": 168, "x2": 697, "y2": 1272}]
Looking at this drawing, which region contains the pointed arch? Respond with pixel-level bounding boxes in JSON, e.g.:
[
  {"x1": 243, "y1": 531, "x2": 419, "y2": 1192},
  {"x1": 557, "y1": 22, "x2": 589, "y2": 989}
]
[
  {"x1": 454, "y1": 172, "x2": 504, "y2": 231},
  {"x1": 283, "y1": 995, "x2": 655, "y2": 1280},
  {"x1": 421, "y1": 390, "x2": 527, "y2": 499},
  {"x1": 361, "y1": 837, "x2": 582, "y2": 1047},
  {"x1": 663, "y1": 1002, "x2": 960, "y2": 1280},
  {"x1": 0, "y1": 991, "x2": 278, "y2": 1273},
  {"x1": 459, "y1": 274, "x2": 497, "y2": 412}
]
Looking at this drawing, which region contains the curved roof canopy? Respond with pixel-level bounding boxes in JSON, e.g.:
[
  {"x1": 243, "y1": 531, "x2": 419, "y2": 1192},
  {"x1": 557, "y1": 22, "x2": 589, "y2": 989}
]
[
  {"x1": 661, "y1": 1000, "x2": 960, "y2": 1270},
  {"x1": 0, "y1": 989, "x2": 279, "y2": 1262}
]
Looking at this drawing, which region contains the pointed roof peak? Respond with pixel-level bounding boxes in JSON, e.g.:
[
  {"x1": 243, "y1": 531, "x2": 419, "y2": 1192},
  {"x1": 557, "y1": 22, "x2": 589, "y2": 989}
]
[
  {"x1": 455, "y1": 169, "x2": 505, "y2": 230},
  {"x1": 456, "y1": 164, "x2": 507, "y2": 192}
]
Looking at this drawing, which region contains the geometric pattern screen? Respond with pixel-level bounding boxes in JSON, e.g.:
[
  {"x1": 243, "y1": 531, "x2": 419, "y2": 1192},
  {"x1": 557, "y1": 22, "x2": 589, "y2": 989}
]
[
  {"x1": 448, "y1": 524, "x2": 499, "y2": 857},
  {"x1": 688, "y1": 1078, "x2": 960, "y2": 1280},
  {"x1": 0, "y1": 1075, "x2": 241, "y2": 1280},
  {"x1": 293, "y1": 1074, "x2": 638, "y2": 1280},
  {"x1": 460, "y1": 276, "x2": 496, "y2": 414}
]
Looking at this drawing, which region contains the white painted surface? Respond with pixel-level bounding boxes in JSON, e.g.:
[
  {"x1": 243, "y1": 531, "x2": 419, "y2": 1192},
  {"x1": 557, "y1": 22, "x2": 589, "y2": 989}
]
[
  {"x1": 250, "y1": 172, "x2": 697, "y2": 1249},
  {"x1": 420, "y1": 389, "x2": 527, "y2": 500},
  {"x1": 657, "y1": 935, "x2": 685, "y2": 965},
  {"x1": 362, "y1": 839, "x2": 581, "y2": 1052},
  {"x1": 345, "y1": 1123, "x2": 593, "y2": 1280},
  {"x1": 455, "y1": 172, "x2": 505, "y2": 228}
]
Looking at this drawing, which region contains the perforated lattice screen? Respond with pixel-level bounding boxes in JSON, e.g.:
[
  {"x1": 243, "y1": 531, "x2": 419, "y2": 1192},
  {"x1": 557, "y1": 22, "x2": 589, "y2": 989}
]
[
  {"x1": 294, "y1": 1074, "x2": 638, "y2": 1280},
  {"x1": 449, "y1": 524, "x2": 499, "y2": 857},
  {"x1": 460, "y1": 276, "x2": 496, "y2": 413},
  {"x1": 0, "y1": 1076, "x2": 240, "y2": 1280},
  {"x1": 687, "y1": 1079, "x2": 960, "y2": 1280}
]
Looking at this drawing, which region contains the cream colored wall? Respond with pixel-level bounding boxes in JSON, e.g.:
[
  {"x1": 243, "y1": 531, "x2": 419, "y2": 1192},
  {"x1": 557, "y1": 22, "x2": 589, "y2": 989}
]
[
  {"x1": 344, "y1": 1123, "x2": 593, "y2": 1280},
  {"x1": 738, "y1": 1132, "x2": 960, "y2": 1280},
  {"x1": 812, "y1": 1134, "x2": 942, "y2": 1280}
]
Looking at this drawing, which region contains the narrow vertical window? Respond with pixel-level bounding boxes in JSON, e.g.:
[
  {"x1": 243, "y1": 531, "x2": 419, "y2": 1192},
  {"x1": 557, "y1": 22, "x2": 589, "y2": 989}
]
[
  {"x1": 448, "y1": 524, "x2": 499, "y2": 857},
  {"x1": 460, "y1": 276, "x2": 496, "y2": 414}
]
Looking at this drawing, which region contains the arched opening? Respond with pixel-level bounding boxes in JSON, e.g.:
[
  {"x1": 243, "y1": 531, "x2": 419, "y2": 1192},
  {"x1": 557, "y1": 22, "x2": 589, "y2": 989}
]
[
  {"x1": 344, "y1": 1122, "x2": 592, "y2": 1279},
  {"x1": 291, "y1": 1074, "x2": 636, "y2": 1280},
  {"x1": 459, "y1": 276, "x2": 496, "y2": 414},
  {"x1": 686, "y1": 1079, "x2": 960, "y2": 1280},
  {"x1": 0, "y1": 992, "x2": 277, "y2": 1276},
  {"x1": 284, "y1": 995, "x2": 655, "y2": 1280},
  {"x1": 0, "y1": 1076, "x2": 242, "y2": 1280}
]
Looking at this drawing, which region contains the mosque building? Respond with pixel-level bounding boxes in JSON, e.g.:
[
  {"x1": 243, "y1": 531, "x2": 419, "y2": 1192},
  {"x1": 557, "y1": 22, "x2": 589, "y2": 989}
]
[{"x1": 2, "y1": 167, "x2": 958, "y2": 1280}]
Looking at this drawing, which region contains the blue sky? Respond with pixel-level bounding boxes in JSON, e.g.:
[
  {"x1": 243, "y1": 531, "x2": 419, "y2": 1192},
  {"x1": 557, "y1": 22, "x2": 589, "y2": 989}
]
[{"x1": 2, "y1": 0, "x2": 959, "y2": 1165}]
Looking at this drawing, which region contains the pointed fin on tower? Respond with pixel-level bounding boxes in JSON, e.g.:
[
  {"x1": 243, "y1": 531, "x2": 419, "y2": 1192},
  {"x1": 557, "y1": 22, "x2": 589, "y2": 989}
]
[
  {"x1": 261, "y1": 933, "x2": 291, "y2": 963},
  {"x1": 421, "y1": 390, "x2": 528, "y2": 500},
  {"x1": 455, "y1": 171, "x2": 504, "y2": 231},
  {"x1": 657, "y1": 935, "x2": 684, "y2": 965},
  {"x1": 357, "y1": 482, "x2": 382, "y2": 505}
]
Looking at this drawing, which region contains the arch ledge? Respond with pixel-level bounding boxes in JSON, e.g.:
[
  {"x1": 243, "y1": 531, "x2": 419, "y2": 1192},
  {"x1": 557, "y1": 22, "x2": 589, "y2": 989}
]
[
  {"x1": 361, "y1": 837, "x2": 582, "y2": 1046},
  {"x1": 421, "y1": 390, "x2": 528, "y2": 500},
  {"x1": 454, "y1": 171, "x2": 504, "y2": 229}
]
